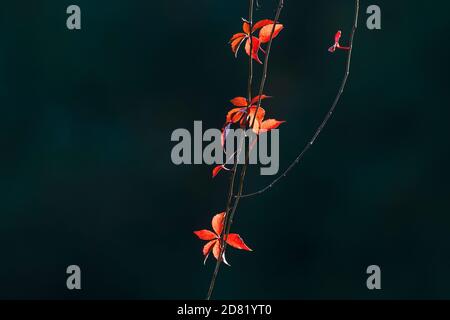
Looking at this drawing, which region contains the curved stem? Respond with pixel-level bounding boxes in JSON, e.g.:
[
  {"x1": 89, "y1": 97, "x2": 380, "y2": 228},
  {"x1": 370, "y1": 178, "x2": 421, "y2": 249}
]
[{"x1": 238, "y1": 0, "x2": 360, "y2": 199}]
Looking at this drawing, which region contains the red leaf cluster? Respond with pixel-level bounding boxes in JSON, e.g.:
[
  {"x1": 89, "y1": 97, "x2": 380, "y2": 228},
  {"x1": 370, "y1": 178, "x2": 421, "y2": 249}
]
[
  {"x1": 194, "y1": 212, "x2": 252, "y2": 265},
  {"x1": 230, "y1": 19, "x2": 284, "y2": 64},
  {"x1": 211, "y1": 95, "x2": 285, "y2": 179},
  {"x1": 226, "y1": 95, "x2": 285, "y2": 134}
]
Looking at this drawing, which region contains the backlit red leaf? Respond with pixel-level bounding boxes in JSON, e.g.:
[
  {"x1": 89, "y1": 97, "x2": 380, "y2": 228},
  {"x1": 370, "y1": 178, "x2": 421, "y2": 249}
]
[
  {"x1": 230, "y1": 35, "x2": 246, "y2": 55},
  {"x1": 259, "y1": 119, "x2": 286, "y2": 133},
  {"x1": 245, "y1": 36, "x2": 262, "y2": 64},
  {"x1": 242, "y1": 21, "x2": 251, "y2": 34},
  {"x1": 230, "y1": 32, "x2": 246, "y2": 42},
  {"x1": 212, "y1": 241, "x2": 221, "y2": 260},
  {"x1": 230, "y1": 97, "x2": 248, "y2": 107},
  {"x1": 226, "y1": 107, "x2": 246, "y2": 124},
  {"x1": 203, "y1": 240, "x2": 216, "y2": 257},
  {"x1": 212, "y1": 212, "x2": 225, "y2": 236},
  {"x1": 194, "y1": 230, "x2": 218, "y2": 241},
  {"x1": 259, "y1": 23, "x2": 284, "y2": 43},
  {"x1": 329, "y1": 30, "x2": 350, "y2": 52},
  {"x1": 212, "y1": 165, "x2": 224, "y2": 178},
  {"x1": 247, "y1": 106, "x2": 266, "y2": 132},
  {"x1": 252, "y1": 19, "x2": 274, "y2": 32},
  {"x1": 248, "y1": 105, "x2": 266, "y2": 122},
  {"x1": 225, "y1": 233, "x2": 252, "y2": 251},
  {"x1": 250, "y1": 94, "x2": 271, "y2": 105},
  {"x1": 334, "y1": 30, "x2": 342, "y2": 43}
]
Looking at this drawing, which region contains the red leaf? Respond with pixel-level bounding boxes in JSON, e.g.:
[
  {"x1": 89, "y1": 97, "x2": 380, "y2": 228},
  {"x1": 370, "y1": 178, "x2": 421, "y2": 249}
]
[
  {"x1": 242, "y1": 21, "x2": 251, "y2": 34},
  {"x1": 259, "y1": 119, "x2": 286, "y2": 133},
  {"x1": 245, "y1": 36, "x2": 262, "y2": 64},
  {"x1": 230, "y1": 97, "x2": 248, "y2": 107},
  {"x1": 203, "y1": 239, "x2": 217, "y2": 257},
  {"x1": 247, "y1": 105, "x2": 266, "y2": 124},
  {"x1": 334, "y1": 30, "x2": 342, "y2": 43},
  {"x1": 259, "y1": 23, "x2": 284, "y2": 44},
  {"x1": 250, "y1": 94, "x2": 271, "y2": 105},
  {"x1": 212, "y1": 165, "x2": 224, "y2": 178},
  {"x1": 203, "y1": 239, "x2": 217, "y2": 264},
  {"x1": 248, "y1": 107, "x2": 266, "y2": 133},
  {"x1": 252, "y1": 19, "x2": 274, "y2": 32},
  {"x1": 230, "y1": 35, "x2": 246, "y2": 56},
  {"x1": 226, "y1": 107, "x2": 246, "y2": 124},
  {"x1": 225, "y1": 233, "x2": 252, "y2": 251},
  {"x1": 212, "y1": 212, "x2": 225, "y2": 236},
  {"x1": 242, "y1": 105, "x2": 267, "y2": 133},
  {"x1": 194, "y1": 230, "x2": 218, "y2": 241},
  {"x1": 230, "y1": 32, "x2": 246, "y2": 42},
  {"x1": 212, "y1": 240, "x2": 221, "y2": 260},
  {"x1": 329, "y1": 30, "x2": 350, "y2": 52}
]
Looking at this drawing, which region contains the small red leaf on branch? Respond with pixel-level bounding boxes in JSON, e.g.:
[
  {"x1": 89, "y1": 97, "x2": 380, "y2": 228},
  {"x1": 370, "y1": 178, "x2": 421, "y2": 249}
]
[
  {"x1": 242, "y1": 21, "x2": 251, "y2": 34},
  {"x1": 225, "y1": 234, "x2": 252, "y2": 251},
  {"x1": 252, "y1": 19, "x2": 274, "y2": 32},
  {"x1": 230, "y1": 36, "x2": 246, "y2": 56},
  {"x1": 328, "y1": 30, "x2": 350, "y2": 52},
  {"x1": 251, "y1": 94, "x2": 271, "y2": 105},
  {"x1": 259, "y1": 23, "x2": 284, "y2": 43},
  {"x1": 194, "y1": 230, "x2": 217, "y2": 241},
  {"x1": 259, "y1": 119, "x2": 286, "y2": 133},
  {"x1": 245, "y1": 36, "x2": 262, "y2": 64},
  {"x1": 212, "y1": 212, "x2": 225, "y2": 235},
  {"x1": 230, "y1": 97, "x2": 248, "y2": 107},
  {"x1": 212, "y1": 165, "x2": 224, "y2": 178}
]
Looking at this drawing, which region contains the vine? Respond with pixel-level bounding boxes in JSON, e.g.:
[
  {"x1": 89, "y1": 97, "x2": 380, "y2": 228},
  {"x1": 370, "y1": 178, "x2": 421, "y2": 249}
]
[{"x1": 193, "y1": 0, "x2": 360, "y2": 300}]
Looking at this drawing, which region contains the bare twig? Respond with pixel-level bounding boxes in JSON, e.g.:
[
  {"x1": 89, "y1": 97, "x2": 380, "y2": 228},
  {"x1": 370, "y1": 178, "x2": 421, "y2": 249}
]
[{"x1": 238, "y1": 0, "x2": 360, "y2": 199}]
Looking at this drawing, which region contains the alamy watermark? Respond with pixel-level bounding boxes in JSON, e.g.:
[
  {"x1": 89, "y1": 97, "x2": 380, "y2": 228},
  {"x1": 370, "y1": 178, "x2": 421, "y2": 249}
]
[{"x1": 171, "y1": 121, "x2": 281, "y2": 175}]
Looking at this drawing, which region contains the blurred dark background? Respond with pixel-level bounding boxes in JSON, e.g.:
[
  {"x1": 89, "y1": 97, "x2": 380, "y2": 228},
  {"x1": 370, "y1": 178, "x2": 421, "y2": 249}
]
[{"x1": 1, "y1": 0, "x2": 449, "y2": 299}]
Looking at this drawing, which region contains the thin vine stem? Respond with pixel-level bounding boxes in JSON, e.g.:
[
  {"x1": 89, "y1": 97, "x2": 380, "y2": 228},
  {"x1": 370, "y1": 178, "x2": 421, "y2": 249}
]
[
  {"x1": 206, "y1": 0, "x2": 284, "y2": 300},
  {"x1": 206, "y1": 0, "x2": 255, "y2": 300},
  {"x1": 238, "y1": 0, "x2": 360, "y2": 199},
  {"x1": 222, "y1": 0, "x2": 285, "y2": 270}
]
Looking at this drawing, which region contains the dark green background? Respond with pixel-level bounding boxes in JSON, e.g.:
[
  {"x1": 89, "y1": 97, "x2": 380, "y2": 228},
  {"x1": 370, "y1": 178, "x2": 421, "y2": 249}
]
[{"x1": 1, "y1": 0, "x2": 449, "y2": 299}]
